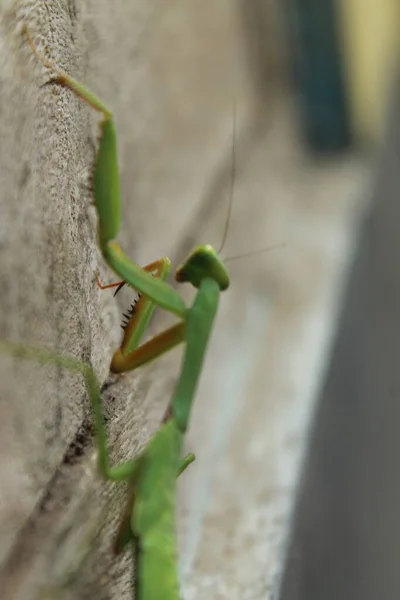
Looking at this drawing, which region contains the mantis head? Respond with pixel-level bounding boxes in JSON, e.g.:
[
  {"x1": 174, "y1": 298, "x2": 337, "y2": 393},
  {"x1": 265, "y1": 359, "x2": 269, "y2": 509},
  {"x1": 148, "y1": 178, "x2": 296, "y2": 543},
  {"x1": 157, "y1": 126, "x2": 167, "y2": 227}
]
[{"x1": 175, "y1": 244, "x2": 230, "y2": 291}]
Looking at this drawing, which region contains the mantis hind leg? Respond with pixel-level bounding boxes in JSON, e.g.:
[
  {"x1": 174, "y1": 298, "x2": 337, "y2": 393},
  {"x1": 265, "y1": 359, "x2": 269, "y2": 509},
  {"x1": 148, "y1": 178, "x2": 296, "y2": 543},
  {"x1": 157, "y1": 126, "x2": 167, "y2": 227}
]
[
  {"x1": 0, "y1": 340, "x2": 140, "y2": 482},
  {"x1": 24, "y1": 26, "x2": 113, "y2": 119},
  {"x1": 25, "y1": 26, "x2": 188, "y2": 321},
  {"x1": 24, "y1": 26, "x2": 121, "y2": 255}
]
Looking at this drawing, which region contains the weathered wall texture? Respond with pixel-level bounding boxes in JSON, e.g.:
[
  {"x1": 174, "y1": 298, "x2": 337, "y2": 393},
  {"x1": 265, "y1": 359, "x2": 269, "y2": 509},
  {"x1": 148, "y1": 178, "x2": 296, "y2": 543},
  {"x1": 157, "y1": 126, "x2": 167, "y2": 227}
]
[{"x1": 0, "y1": 1, "x2": 264, "y2": 598}]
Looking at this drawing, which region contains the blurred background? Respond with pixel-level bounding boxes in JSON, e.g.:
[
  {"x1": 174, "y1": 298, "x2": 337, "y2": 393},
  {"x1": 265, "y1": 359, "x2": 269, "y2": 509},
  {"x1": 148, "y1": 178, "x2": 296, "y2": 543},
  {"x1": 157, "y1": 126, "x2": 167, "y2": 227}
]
[
  {"x1": 177, "y1": 1, "x2": 400, "y2": 599},
  {"x1": 1, "y1": 1, "x2": 400, "y2": 598},
  {"x1": 254, "y1": 1, "x2": 400, "y2": 600}
]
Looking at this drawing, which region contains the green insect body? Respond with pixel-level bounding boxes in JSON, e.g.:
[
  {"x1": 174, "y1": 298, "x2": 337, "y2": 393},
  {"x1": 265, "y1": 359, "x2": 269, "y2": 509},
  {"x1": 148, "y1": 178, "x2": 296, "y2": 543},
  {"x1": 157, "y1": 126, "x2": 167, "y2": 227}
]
[
  {"x1": 115, "y1": 279, "x2": 220, "y2": 598},
  {"x1": 0, "y1": 340, "x2": 191, "y2": 599},
  {"x1": 0, "y1": 279, "x2": 219, "y2": 598},
  {"x1": 14, "y1": 26, "x2": 231, "y2": 598}
]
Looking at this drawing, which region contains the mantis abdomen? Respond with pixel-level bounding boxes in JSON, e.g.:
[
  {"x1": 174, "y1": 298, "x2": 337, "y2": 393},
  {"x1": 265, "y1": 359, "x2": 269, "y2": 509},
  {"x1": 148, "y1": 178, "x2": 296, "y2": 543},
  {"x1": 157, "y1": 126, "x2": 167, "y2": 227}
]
[{"x1": 132, "y1": 420, "x2": 184, "y2": 600}]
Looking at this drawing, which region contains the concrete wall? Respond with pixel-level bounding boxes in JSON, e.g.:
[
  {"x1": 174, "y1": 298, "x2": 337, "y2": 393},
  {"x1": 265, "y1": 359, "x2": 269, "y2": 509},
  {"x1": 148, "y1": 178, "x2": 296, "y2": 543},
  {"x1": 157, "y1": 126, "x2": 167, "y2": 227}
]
[{"x1": 0, "y1": 1, "x2": 264, "y2": 598}]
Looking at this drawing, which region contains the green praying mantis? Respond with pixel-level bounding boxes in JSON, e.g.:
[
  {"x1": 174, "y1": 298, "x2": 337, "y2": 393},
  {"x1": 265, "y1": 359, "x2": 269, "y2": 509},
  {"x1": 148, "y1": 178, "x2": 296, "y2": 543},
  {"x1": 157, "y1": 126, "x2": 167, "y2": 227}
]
[{"x1": 0, "y1": 26, "x2": 236, "y2": 598}]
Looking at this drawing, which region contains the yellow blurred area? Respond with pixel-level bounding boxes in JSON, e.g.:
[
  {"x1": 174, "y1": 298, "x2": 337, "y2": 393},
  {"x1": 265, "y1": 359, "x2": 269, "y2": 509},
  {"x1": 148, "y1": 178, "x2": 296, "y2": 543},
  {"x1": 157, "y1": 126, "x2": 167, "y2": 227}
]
[{"x1": 338, "y1": 0, "x2": 400, "y2": 144}]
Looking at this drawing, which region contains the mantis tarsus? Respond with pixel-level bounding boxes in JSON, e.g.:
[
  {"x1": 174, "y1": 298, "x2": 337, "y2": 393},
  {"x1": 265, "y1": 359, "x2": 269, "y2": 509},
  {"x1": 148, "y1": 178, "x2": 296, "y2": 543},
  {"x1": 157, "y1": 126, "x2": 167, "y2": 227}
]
[{"x1": 2, "y1": 27, "x2": 234, "y2": 598}]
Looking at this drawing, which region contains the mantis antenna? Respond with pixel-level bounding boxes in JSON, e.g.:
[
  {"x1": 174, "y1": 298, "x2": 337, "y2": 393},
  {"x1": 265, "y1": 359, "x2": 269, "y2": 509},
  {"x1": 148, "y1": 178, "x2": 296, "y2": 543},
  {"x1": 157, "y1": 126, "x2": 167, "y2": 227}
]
[
  {"x1": 223, "y1": 242, "x2": 286, "y2": 264},
  {"x1": 217, "y1": 100, "x2": 237, "y2": 255},
  {"x1": 216, "y1": 101, "x2": 285, "y2": 264}
]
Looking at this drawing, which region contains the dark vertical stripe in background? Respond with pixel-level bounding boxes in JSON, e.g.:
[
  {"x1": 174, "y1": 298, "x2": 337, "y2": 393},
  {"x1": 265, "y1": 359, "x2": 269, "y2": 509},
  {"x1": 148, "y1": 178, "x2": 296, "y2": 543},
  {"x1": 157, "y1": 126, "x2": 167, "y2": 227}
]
[{"x1": 284, "y1": 0, "x2": 351, "y2": 152}]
